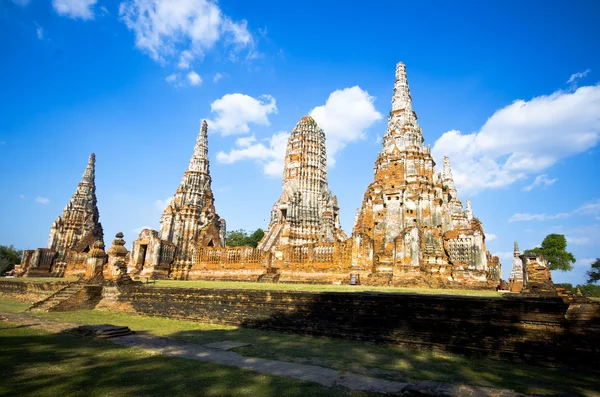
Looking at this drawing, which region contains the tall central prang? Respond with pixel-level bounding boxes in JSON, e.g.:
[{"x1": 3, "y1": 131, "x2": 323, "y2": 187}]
[
  {"x1": 259, "y1": 115, "x2": 346, "y2": 254},
  {"x1": 352, "y1": 62, "x2": 494, "y2": 288}
]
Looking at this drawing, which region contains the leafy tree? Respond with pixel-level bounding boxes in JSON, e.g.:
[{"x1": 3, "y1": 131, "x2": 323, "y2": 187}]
[
  {"x1": 246, "y1": 228, "x2": 264, "y2": 248},
  {"x1": 587, "y1": 258, "x2": 600, "y2": 284},
  {"x1": 524, "y1": 234, "x2": 575, "y2": 272},
  {"x1": 226, "y1": 229, "x2": 248, "y2": 247},
  {"x1": 226, "y1": 228, "x2": 265, "y2": 248},
  {"x1": 0, "y1": 245, "x2": 23, "y2": 275}
]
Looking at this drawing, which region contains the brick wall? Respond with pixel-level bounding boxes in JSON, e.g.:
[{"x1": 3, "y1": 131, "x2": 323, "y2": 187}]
[
  {"x1": 0, "y1": 280, "x2": 70, "y2": 302},
  {"x1": 102, "y1": 286, "x2": 600, "y2": 368}
]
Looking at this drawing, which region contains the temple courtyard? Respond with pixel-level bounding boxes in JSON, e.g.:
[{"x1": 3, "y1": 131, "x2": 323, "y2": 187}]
[{"x1": 1, "y1": 280, "x2": 599, "y2": 397}]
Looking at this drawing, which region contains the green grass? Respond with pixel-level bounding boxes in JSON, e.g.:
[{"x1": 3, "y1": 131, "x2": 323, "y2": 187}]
[
  {"x1": 0, "y1": 324, "x2": 373, "y2": 397},
  {"x1": 2, "y1": 277, "x2": 77, "y2": 283},
  {"x1": 148, "y1": 279, "x2": 504, "y2": 298},
  {"x1": 1, "y1": 300, "x2": 596, "y2": 396}
]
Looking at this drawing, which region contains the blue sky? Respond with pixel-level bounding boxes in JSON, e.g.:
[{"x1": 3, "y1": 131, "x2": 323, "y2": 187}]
[{"x1": 1, "y1": 0, "x2": 599, "y2": 285}]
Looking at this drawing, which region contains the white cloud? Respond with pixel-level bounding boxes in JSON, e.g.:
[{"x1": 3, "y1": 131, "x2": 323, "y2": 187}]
[
  {"x1": 567, "y1": 69, "x2": 591, "y2": 84},
  {"x1": 35, "y1": 23, "x2": 44, "y2": 40},
  {"x1": 154, "y1": 197, "x2": 172, "y2": 211},
  {"x1": 35, "y1": 197, "x2": 50, "y2": 205},
  {"x1": 575, "y1": 258, "x2": 595, "y2": 267},
  {"x1": 213, "y1": 72, "x2": 224, "y2": 83},
  {"x1": 52, "y1": 0, "x2": 97, "y2": 20},
  {"x1": 132, "y1": 225, "x2": 152, "y2": 234},
  {"x1": 486, "y1": 233, "x2": 497, "y2": 241},
  {"x1": 165, "y1": 73, "x2": 178, "y2": 83},
  {"x1": 523, "y1": 174, "x2": 557, "y2": 192},
  {"x1": 217, "y1": 131, "x2": 289, "y2": 177},
  {"x1": 567, "y1": 236, "x2": 590, "y2": 246},
  {"x1": 235, "y1": 135, "x2": 256, "y2": 148},
  {"x1": 187, "y1": 71, "x2": 202, "y2": 86},
  {"x1": 432, "y1": 85, "x2": 600, "y2": 195},
  {"x1": 119, "y1": 0, "x2": 253, "y2": 66},
  {"x1": 509, "y1": 199, "x2": 600, "y2": 222},
  {"x1": 310, "y1": 86, "x2": 382, "y2": 165},
  {"x1": 493, "y1": 251, "x2": 514, "y2": 264},
  {"x1": 208, "y1": 93, "x2": 277, "y2": 135},
  {"x1": 177, "y1": 50, "x2": 193, "y2": 69}
]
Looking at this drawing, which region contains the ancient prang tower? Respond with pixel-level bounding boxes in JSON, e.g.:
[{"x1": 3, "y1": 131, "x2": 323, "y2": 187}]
[
  {"x1": 48, "y1": 153, "x2": 104, "y2": 256},
  {"x1": 129, "y1": 121, "x2": 226, "y2": 279},
  {"x1": 259, "y1": 115, "x2": 346, "y2": 253},
  {"x1": 16, "y1": 153, "x2": 104, "y2": 277},
  {"x1": 351, "y1": 62, "x2": 493, "y2": 288}
]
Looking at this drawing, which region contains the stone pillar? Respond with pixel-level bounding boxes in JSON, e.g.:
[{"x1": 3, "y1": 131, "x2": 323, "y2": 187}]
[
  {"x1": 85, "y1": 241, "x2": 106, "y2": 281},
  {"x1": 105, "y1": 232, "x2": 128, "y2": 281}
]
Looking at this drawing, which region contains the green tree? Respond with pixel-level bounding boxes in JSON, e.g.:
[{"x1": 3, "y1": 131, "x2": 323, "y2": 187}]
[
  {"x1": 246, "y1": 228, "x2": 264, "y2": 248},
  {"x1": 587, "y1": 258, "x2": 600, "y2": 284},
  {"x1": 226, "y1": 229, "x2": 248, "y2": 247},
  {"x1": 0, "y1": 245, "x2": 23, "y2": 275},
  {"x1": 524, "y1": 234, "x2": 576, "y2": 272},
  {"x1": 225, "y1": 228, "x2": 265, "y2": 248}
]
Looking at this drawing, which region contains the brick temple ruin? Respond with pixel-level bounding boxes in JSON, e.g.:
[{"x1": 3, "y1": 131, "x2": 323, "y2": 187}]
[{"x1": 17, "y1": 61, "x2": 508, "y2": 289}]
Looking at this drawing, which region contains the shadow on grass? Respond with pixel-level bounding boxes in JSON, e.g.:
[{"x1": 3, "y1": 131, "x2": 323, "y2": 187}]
[
  {"x1": 165, "y1": 327, "x2": 598, "y2": 396},
  {"x1": 0, "y1": 325, "x2": 369, "y2": 397}
]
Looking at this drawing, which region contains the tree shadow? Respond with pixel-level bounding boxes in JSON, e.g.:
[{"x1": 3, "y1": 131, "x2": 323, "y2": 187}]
[{"x1": 0, "y1": 327, "x2": 367, "y2": 397}]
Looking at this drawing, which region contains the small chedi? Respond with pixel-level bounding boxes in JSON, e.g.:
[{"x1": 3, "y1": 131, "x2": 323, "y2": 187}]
[
  {"x1": 128, "y1": 120, "x2": 226, "y2": 280},
  {"x1": 16, "y1": 153, "x2": 104, "y2": 278},
  {"x1": 351, "y1": 62, "x2": 493, "y2": 288},
  {"x1": 508, "y1": 241, "x2": 556, "y2": 295}
]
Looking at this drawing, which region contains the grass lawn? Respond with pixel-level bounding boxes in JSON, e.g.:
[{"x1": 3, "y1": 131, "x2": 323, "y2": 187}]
[
  {"x1": 0, "y1": 324, "x2": 373, "y2": 397},
  {"x1": 1, "y1": 300, "x2": 596, "y2": 396},
  {"x1": 148, "y1": 279, "x2": 504, "y2": 298}
]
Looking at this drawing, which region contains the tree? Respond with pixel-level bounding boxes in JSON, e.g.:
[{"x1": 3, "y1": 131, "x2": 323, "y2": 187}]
[
  {"x1": 587, "y1": 258, "x2": 600, "y2": 284},
  {"x1": 246, "y1": 228, "x2": 264, "y2": 248},
  {"x1": 524, "y1": 234, "x2": 575, "y2": 272},
  {"x1": 225, "y1": 228, "x2": 265, "y2": 248},
  {"x1": 0, "y1": 245, "x2": 23, "y2": 275}
]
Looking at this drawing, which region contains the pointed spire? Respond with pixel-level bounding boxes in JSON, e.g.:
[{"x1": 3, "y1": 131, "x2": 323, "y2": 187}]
[
  {"x1": 514, "y1": 241, "x2": 520, "y2": 257},
  {"x1": 188, "y1": 120, "x2": 210, "y2": 173},
  {"x1": 442, "y1": 156, "x2": 455, "y2": 189},
  {"x1": 465, "y1": 199, "x2": 473, "y2": 221},
  {"x1": 391, "y1": 62, "x2": 413, "y2": 112},
  {"x1": 81, "y1": 153, "x2": 96, "y2": 184}
]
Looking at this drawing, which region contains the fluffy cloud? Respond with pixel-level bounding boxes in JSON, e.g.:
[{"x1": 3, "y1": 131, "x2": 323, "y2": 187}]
[
  {"x1": 213, "y1": 72, "x2": 224, "y2": 83},
  {"x1": 119, "y1": 0, "x2": 253, "y2": 66},
  {"x1": 154, "y1": 197, "x2": 172, "y2": 211},
  {"x1": 216, "y1": 131, "x2": 289, "y2": 177},
  {"x1": 35, "y1": 197, "x2": 50, "y2": 205},
  {"x1": 575, "y1": 258, "x2": 596, "y2": 267},
  {"x1": 567, "y1": 69, "x2": 591, "y2": 84},
  {"x1": 509, "y1": 199, "x2": 600, "y2": 222},
  {"x1": 310, "y1": 86, "x2": 382, "y2": 165},
  {"x1": 187, "y1": 71, "x2": 202, "y2": 86},
  {"x1": 52, "y1": 0, "x2": 97, "y2": 20},
  {"x1": 432, "y1": 84, "x2": 600, "y2": 195},
  {"x1": 522, "y1": 174, "x2": 557, "y2": 192},
  {"x1": 486, "y1": 233, "x2": 497, "y2": 241},
  {"x1": 208, "y1": 94, "x2": 277, "y2": 135}
]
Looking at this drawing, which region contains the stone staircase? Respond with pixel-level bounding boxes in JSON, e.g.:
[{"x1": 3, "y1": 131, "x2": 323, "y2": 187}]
[
  {"x1": 257, "y1": 272, "x2": 280, "y2": 283},
  {"x1": 258, "y1": 223, "x2": 282, "y2": 252},
  {"x1": 28, "y1": 282, "x2": 86, "y2": 312}
]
